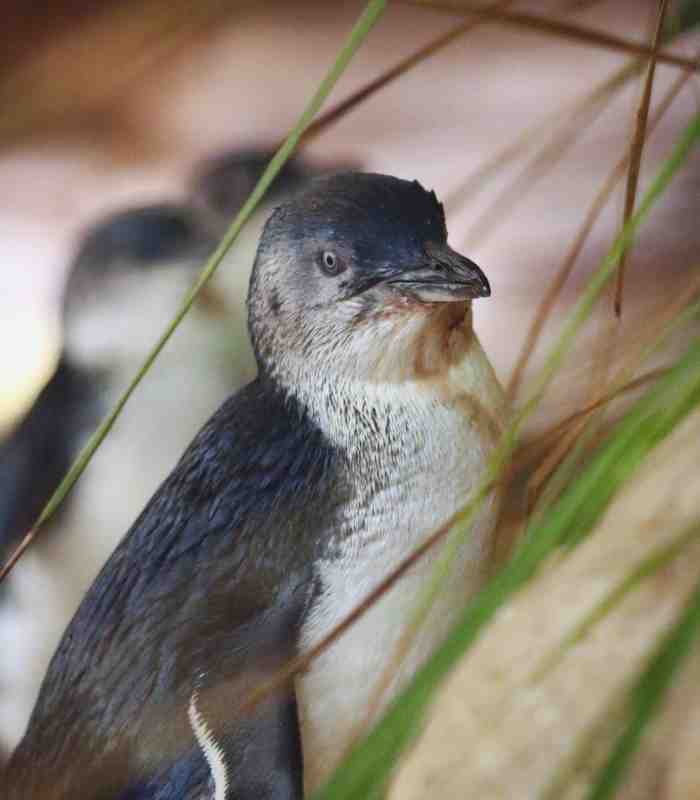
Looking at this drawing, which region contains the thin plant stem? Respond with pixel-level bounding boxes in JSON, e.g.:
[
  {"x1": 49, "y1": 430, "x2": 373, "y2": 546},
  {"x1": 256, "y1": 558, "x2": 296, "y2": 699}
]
[
  {"x1": 585, "y1": 570, "x2": 700, "y2": 799},
  {"x1": 302, "y1": 0, "x2": 515, "y2": 147},
  {"x1": 506, "y1": 59, "x2": 697, "y2": 403},
  {"x1": 615, "y1": 0, "x2": 670, "y2": 316},
  {"x1": 406, "y1": 1, "x2": 700, "y2": 72}
]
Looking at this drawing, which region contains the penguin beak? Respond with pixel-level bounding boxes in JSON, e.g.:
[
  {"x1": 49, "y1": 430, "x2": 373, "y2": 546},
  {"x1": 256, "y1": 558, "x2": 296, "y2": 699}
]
[{"x1": 385, "y1": 243, "x2": 490, "y2": 302}]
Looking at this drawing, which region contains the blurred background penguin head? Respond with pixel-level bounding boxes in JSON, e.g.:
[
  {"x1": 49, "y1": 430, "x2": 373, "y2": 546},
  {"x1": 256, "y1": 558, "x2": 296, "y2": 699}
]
[
  {"x1": 190, "y1": 147, "x2": 312, "y2": 238},
  {"x1": 59, "y1": 150, "x2": 328, "y2": 384},
  {"x1": 61, "y1": 203, "x2": 212, "y2": 371}
]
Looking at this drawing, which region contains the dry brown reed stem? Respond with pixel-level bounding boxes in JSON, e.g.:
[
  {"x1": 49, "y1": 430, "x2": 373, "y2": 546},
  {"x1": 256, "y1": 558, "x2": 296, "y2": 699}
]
[
  {"x1": 516, "y1": 368, "x2": 668, "y2": 471},
  {"x1": 532, "y1": 313, "x2": 621, "y2": 513},
  {"x1": 443, "y1": 60, "x2": 633, "y2": 217},
  {"x1": 405, "y1": 1, "x2": 700, "y2": 72},
  {"x1": 297, "y1": 312, "x2": 697, "y2": 747},
  {"x1": 615, "y1": 0, "x2": 670, "y2": 317},
  {"x1": 460, "y1": 80, "x2": 615, "y2": 250},
  {"x1": 506, "y1": 60, "x2": 697, "y2": 405},
  {"x1": 235, "y1": 0, "x2": 700, "y2": 764},
  {"x1": 307, "y1": 368, "x2": 676, "y2": 751},
  {"x1": 437, "y1": 0, "x2": 607, "y2": 215},
  {"x1": 527, "y1": 417, "x2": 590, "y2": 512},
  {"x1": 295, "y1": 286, "x2": 700, "y2": 742},
  {"x1": 450, "y1": 7, "x2": 657, "y2": 250},
  {"x1": 526, "y1": 272, "x2": 700, "y2": 510},
  {"x1": 301, "y1": 0, "x2": 515, "y2": 147},
  {"x1": 224, "y1": 354, "x2": 684, "y2": 721}
]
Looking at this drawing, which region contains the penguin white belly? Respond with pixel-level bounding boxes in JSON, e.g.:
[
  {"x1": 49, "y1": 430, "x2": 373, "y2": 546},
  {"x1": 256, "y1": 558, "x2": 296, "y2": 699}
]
[
  {"x1": 297, "y1": 354, "x2": 503, "y2": 794},
  {"x1": 297, "y1": 523, "x2": 495, "y2": 794}
]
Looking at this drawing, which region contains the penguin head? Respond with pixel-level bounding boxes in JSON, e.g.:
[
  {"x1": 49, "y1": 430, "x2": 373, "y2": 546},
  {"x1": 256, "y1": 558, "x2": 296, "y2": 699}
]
[
  {"x1": 247, "y1": 172, "x2": 490, "y2": 383},
  {"x1": 62, "y1": 204, "x2": 213, "y2": 369}
]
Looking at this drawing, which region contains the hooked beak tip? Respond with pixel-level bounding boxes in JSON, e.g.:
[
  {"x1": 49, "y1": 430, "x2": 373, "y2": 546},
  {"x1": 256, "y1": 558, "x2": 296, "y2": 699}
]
[
  {"x1": 428, "y1": 243, "x2": 491, "y2": 301},
  {"x1": 475, "y1": 272, "x2": 491, "y2": 298}
]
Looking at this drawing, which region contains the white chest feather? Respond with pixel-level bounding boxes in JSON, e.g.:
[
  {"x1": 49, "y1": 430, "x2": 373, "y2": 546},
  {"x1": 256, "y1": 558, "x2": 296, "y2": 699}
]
[{"x1": 296, "y1": 332, "x2": 504, "y2": 793}]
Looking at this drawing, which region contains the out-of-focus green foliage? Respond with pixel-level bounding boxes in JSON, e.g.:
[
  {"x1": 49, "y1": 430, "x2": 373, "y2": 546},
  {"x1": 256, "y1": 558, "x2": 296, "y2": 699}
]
[
  {"x1": 586, "y1": 567, "x2": 700, "y2": 800},
  {"x1": 665, "y1": 0, "x2": 700, "y2": 37}
]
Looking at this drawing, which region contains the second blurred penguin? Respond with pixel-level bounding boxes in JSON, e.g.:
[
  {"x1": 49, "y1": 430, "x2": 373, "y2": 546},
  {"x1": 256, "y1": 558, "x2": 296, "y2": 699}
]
[{"x1": 0, "y1": 151, "x2": 322, "y2": 754}]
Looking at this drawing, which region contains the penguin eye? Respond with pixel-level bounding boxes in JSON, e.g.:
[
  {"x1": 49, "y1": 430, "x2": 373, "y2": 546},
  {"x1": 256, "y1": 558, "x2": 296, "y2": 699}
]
[{"x1": 318, "y1": 250, "x2": 346, "y2": 277}]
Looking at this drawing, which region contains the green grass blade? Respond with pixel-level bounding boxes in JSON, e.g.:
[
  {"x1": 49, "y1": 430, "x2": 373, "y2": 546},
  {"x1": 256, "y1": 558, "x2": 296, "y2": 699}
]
[
  {"x1": 386, "y1": 104, "x2": 700, "y2": 725},
  {"x1": 0, "y1": 0, "x2": 387, "y2": 575},
  {"x1": 523, "y1": 340, "x2": 700, "y2": 553},
  {"x1": 531, "y1": 521, "x2": 700, "y2": 683},
  {"x1": 585, "y1": 571, "x2": 700, "y2": 800},
  {"x1": 531, "y1": 294, "x2": 700, "y2": 527}
]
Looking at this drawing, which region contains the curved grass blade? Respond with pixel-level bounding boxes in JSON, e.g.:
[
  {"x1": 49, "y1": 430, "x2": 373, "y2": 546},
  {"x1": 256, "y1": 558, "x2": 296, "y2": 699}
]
[
  {"x1": 303, "y1": 0, "x2": 515, "y2": 147},
  {"x1": 517, "y1": 112, "x2": 699, "y2": 424},
  {"x1": 408, "y1": 1, "x2": 700, "y2": 71},
  {"x1": 527, "y1": 286, "x2": 700, "y2": 528}
]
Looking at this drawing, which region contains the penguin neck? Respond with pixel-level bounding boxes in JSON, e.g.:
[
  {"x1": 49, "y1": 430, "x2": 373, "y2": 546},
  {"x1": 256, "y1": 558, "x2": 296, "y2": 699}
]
[{"x1": 271, "y1": 303, "x2": 480, "y2": 453}]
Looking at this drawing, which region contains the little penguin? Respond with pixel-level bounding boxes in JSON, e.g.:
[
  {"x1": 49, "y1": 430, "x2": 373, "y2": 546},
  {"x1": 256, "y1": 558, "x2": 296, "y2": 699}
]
[
  {"x1": 0, "y1": 203, "x2": 222, "y2": 755},
  {"x1": 4, "y1": 172, "x2": 505, "y2": 799}
]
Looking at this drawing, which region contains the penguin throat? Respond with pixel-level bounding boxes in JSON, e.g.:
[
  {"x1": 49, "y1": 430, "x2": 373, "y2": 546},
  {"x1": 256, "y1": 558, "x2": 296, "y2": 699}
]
[
  {"x1": 272, "y1": 302, "x2": 471, "y2": 384},
  {"x1": 268, "y1": 302, "x2": 475, "y2": 448}
]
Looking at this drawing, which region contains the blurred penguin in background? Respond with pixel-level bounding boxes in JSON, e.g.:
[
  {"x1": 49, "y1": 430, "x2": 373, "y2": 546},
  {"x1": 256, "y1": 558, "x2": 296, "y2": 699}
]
[
  {"x1": 0, "y1": 202, "x2": 223, "y2": 755},
  {"x1": 188, "y1": 148, "x2": 316, "y2": 385},
  {"x1": 0, "y1": 150, "x2": 322, "y2": 756}
]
